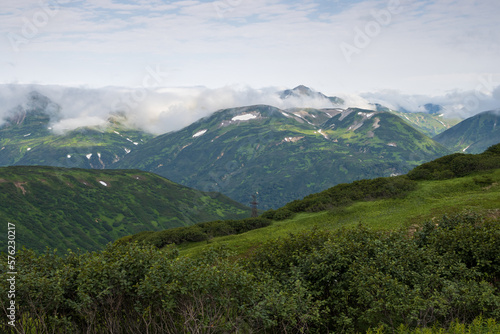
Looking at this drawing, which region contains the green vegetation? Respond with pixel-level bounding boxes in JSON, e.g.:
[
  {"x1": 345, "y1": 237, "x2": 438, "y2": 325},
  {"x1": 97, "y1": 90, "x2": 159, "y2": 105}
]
[
  {"x1": 408, "y1": 144, "x2": 500, "y2": 180},
  {"x1": 0, "y1": 166, "x2": 251, "y2": 252},
  {"x1": 1, "y1": 212, "x2": 498, "y2": 333},
  {"x1": 387, "y1": 109, "x2": 460, "y2": 137},
  {"x1": 174, "y1": 146, "x2": 500, "y2": 257},
  {"x1": 1, "y1": 143, "x2": 500, "y2": 332},
  {"x1": 119, "y1": 217, "x2": 271, "y2": 248}
]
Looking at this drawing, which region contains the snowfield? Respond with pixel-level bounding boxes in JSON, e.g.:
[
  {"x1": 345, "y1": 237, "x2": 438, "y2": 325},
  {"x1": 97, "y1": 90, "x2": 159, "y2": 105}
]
[
  {"x1": 232, "y1": 114, "x2": 257, "y2": 121},
  {"x1": 193, "y1": 129, "x2": 207, "y2": 138}
]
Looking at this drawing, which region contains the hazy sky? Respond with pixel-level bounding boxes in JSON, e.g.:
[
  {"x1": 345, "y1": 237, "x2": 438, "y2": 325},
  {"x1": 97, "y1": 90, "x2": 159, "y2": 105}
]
[{"x1": 1, "y1": 0, "x2": 499, "y2": 96}]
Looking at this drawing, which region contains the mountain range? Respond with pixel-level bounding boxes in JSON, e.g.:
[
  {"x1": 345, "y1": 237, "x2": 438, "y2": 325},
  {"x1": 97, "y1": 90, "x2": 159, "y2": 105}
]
[
  {"x1": 0, "y1": 91, "x2": 153, "y2": 169},
  {"x1": 1, "y1": 86, "x2": 499, "y2": 209},
  {"x1": 114, "y1": 105, "x2": 450, "y2": 208}
]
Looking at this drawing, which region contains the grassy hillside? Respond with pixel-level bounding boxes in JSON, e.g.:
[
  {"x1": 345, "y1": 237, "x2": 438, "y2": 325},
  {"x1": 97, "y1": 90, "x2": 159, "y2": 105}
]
[
  {"x1": 125, "y1": 144, "x2": 500, "y2": 257},
  {"x1": 387, "y1": 109, "x2": 460, "y2": 137},
  {"x1": 174, "y1": 168, "x2": 500, "y2": 257},
  {"x1": 0, "y1": 166, "x2": 251, "y2": 252}
]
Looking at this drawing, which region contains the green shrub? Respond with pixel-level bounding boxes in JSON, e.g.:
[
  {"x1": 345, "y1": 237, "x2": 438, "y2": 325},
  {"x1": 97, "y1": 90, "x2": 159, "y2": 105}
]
[
  {"x1": 408, "y1": 144, "x2": 500, "y2": 181},
  {"x1": 272, "y1": 208, "x2": 295, "y2": 220},
  {"x1": 248, "y1": 212, "x2": 500, "y2": 332},
  {"x1": 284, "y1": 175, "x2": 417, "y2": 213}
]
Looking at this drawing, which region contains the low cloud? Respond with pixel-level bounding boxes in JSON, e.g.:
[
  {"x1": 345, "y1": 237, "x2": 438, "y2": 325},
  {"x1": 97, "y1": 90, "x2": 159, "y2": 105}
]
[
  {"x1": 360, "y1": 86, "x2": 500, "y2": 119},
  {"x1": 51, "y1": 116, "x2": 108, "y2": 134},
  {"x1": 1, "y1": 84, "x2": 499, "y2": 136},
  {"x1": 0, "y1": 84, "x2": 337, "y2": 134}
]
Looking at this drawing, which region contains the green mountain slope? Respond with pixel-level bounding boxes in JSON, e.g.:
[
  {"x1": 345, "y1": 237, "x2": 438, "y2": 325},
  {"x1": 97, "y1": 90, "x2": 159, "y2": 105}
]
[
  {"x1": 0, "y1": 91, "x2": 154, "y2": 168},
  {"x1": 115, "y1": 105, "x2": 450, "y2": 209},
  {"x1": 0, "y1": 166, "x2": 250, "y2": 252},
  {"x1": 387, "y1": 109, "x2": 460, "y2": 137},
  {"x1": 433, "y1": 109, "x2": 500, "y2": 153}
]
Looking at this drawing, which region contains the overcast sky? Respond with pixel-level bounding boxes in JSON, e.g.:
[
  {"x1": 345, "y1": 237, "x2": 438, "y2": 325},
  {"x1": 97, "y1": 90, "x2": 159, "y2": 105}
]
[
  {"x1": 1, "y1": 0, "x2": 499, "y2": 95},
  {"x1": 1, "y1": 0, "x2": 500, "y2": 134}
]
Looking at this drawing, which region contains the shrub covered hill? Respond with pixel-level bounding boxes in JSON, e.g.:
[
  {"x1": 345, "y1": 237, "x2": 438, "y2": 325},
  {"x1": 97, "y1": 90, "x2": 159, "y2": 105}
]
[
  {"x1": 2, "y1": 145, "x2": 499, "y2": 333},
  {"x1": 0, "y1": 166, "x2": 250, "y2": 252}
]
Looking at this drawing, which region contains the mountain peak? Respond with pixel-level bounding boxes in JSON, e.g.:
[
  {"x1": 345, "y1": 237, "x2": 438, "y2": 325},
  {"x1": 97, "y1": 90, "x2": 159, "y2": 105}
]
[
  {"x1": 4, "y1": 91, "x2": 61, "y2": 126},
  {"x1": 433, "y1": 109, "x2": 500, "y2": 153},
  {"x1": 278, "y1": 85, "x2": 344, "y2": 106},
  {"x1": 279, "y1": 85, "x2": 322, "y2": 100}
]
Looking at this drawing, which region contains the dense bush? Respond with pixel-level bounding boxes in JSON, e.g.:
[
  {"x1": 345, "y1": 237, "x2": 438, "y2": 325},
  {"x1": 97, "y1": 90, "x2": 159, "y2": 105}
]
[
  {"x1": 125, "y1": 217, "x2": 272, "y2": 248},
  {"x1": 249, "y1": 211, "x2": 500, "y2": 333},
  {"x1": 0, "y1": 244, "x2": 316, "y2": 333},
  {"x1": 285, "y1": 175, "x2": 417, "y2": 213},
  {"x1": 1, "y1": 212, "x2": 498, "y2": 333},
  {"x1": 408, "y1": 143, "x2": 500, "y2": 181},
  {"x1": 261, "y1": 207, "x2": 295, "y2": 220}
]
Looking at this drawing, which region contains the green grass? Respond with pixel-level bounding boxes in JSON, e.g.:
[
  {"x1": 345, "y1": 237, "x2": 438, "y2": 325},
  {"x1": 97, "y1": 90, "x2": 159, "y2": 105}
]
[{"x1": 177, "y1": 169, "x2": 500, "y2": 257}]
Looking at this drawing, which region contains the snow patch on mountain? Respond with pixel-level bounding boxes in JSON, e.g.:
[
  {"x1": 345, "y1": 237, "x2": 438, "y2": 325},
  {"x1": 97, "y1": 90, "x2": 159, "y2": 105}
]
[
  {"x1": 232, "y1": 114, "x2": 257, "y2": 121},
  {"x1": 318, "y1": 129, "x2": 329, "y2": 140},
  {"x1": 358, "y1": 112, "x2": 374, "y2": 118},
  {"x1": 193, "y1": 129, "x2": 207, "y2": 138}
]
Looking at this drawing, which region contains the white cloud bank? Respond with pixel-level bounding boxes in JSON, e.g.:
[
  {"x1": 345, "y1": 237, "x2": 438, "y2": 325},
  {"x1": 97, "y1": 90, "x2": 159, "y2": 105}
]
[
  {"x1": 2, "y1": 83, "x2": 499, "y2": 135},
  {"x1": 0, "y1": 84, "x2": 337, "y2": 134}
]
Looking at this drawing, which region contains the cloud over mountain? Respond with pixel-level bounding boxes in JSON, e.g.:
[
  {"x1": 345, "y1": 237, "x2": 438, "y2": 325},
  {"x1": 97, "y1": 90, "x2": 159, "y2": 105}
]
[
  {"x1": 1, "y1": 82, "x2": 499, "y2": 135},
  {"x1": 0, "y1": 84, "x2": 336, "y2": 134}
]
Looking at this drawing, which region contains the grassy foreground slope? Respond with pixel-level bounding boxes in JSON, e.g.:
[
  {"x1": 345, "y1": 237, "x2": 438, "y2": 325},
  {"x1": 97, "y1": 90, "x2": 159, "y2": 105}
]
[
  {"x1": 126, "y1": 143, "x2": 500, "y2": 257},
  {"x1": 178, "y1": 168, "x2": 500, "y2": 257},
  {"x1": 0, "y1": 166, "x2": 250, "y2": 252}
]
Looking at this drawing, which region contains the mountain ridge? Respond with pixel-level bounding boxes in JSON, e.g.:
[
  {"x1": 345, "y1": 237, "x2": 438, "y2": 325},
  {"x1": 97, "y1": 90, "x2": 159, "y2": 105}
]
[
  {"x1": 433, "y1": 109, "x2": 500, "y2": 153},
  {"x1": 115, "y1": 104, "x2": 450, "y2": 208}
]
